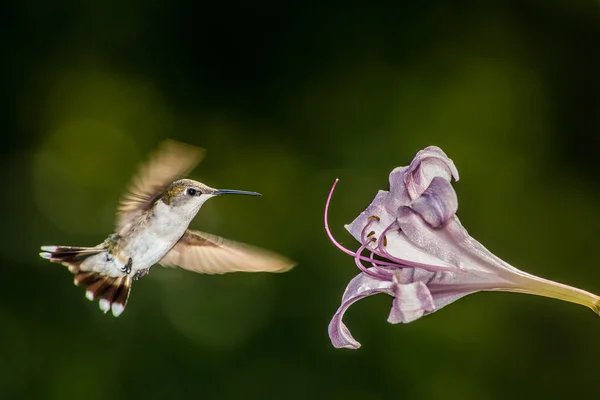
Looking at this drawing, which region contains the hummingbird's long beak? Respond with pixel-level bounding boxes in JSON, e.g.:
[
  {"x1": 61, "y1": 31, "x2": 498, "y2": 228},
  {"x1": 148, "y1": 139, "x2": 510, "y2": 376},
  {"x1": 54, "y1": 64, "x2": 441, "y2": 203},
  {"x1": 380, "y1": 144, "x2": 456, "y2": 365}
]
[{"x1": 214, "y1": 189, "x2": 262, "y2": 196}]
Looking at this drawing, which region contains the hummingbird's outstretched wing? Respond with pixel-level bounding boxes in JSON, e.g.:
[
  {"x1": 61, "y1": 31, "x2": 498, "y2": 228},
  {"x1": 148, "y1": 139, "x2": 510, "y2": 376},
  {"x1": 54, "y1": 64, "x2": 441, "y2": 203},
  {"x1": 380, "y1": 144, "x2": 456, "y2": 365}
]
[
  {"x1": 159, "y1": 230, "x2": 295, "y2": 274},
  {"x1": 116, "y1": 140, "x2": 204, "y2": 232}
]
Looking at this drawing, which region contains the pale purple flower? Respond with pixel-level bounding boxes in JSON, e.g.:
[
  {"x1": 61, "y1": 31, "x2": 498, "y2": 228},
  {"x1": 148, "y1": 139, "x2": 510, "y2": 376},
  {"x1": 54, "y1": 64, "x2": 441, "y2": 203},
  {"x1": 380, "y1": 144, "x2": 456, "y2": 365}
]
[{"x1": 325, "y1": 146, "x2": 600, "y2": 349}]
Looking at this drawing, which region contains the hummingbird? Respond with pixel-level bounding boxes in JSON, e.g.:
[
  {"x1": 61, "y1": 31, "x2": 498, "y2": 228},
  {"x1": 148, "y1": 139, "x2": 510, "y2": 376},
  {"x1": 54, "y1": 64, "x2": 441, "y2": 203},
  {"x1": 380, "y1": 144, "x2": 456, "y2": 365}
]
[{"x1": 39, "y1": 140, "x2": 295, "y2": 317}]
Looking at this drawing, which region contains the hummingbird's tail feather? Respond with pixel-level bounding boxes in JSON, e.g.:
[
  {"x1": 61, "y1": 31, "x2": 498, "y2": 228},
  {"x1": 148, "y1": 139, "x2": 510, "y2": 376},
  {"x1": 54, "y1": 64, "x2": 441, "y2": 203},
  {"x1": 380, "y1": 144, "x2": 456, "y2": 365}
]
[
  {"x1": 74, "y1": 272, "x2": 132, "y2": 317},
  {"x1": 40, "y1": 245, "x2": 105, "y2": 273},
  {"x1": 40, "y1": 245, "x2": 131, "y2": 316}
]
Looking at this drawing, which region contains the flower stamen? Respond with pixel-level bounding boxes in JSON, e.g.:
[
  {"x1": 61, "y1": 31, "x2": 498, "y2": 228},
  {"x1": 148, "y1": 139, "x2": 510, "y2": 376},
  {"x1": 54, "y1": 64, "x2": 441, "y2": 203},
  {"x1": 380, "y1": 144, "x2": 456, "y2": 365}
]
[
  {"x1": 354, "y1": 243, "x2": 394, "y2": 279},
  {"x1": 360, "y1": 218, "x2": 378, "y2": 246},
  {"x1": 375, "y1": 220, "x2": 457, "y2": 274},
  {"x1": 324, "y1": 179, "x2": 405, "y2": 270}
]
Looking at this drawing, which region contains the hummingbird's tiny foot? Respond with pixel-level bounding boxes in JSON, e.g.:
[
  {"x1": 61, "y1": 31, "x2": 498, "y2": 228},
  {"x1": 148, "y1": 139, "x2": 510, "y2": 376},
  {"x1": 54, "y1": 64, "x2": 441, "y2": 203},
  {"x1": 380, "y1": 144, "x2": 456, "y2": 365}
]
[
  {"x1": 121, "y1": 257, "x2": 133, "y2": 274},
  {"x1": 133, "y1": 268, "x2": 150, "y2": 281}
]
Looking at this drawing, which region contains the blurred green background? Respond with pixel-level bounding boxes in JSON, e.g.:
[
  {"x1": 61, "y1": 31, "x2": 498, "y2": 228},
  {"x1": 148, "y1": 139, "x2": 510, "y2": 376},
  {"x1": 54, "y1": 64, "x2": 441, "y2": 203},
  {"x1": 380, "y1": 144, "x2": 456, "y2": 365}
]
[{"x1": 2, "y1": 0, "x2": 600, "y2": 399}]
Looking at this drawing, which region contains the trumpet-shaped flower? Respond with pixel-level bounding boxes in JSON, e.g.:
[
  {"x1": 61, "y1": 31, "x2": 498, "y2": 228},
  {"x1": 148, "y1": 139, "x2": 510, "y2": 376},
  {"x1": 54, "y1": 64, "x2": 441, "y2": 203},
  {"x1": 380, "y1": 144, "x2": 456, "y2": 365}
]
[{"x1": 325, "y1": 146, "x2": 600, "y2": 349}]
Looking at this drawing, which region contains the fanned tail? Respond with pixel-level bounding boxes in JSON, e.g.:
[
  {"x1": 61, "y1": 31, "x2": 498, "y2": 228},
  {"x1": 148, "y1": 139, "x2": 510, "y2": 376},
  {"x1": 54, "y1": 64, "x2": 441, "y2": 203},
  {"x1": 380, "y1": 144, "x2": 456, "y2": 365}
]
[
  {"x1": 74, "y1": 272, "x2": 132, "y2": 317},
  {"x1": 40, "y1": 245, "x2": 132, "y2": 316}
]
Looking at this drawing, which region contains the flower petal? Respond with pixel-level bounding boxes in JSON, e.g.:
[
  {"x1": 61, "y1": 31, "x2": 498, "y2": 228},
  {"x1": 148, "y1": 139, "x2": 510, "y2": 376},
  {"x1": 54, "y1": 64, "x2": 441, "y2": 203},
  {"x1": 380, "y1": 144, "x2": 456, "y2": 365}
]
[
  {"x1": 388, "y1": 274, "x2": 435, "y2": 323},
  {"x1": 403, "y1": 146, "x2": 459, "y2": 200},
  {"x1": 397, "y1": 206, "x2": 520, "y2": 281},
  {"x1": 328, "y1": 271, "x2": 395, "y2": 349},
  {"x1": 409, "y1": 176, "x2": 458, "y2": 228},
  {"x1": 378, "y1": 224, "x2": 457, "y2": 269},
  {"x1": 396, "y1": 267, "x2": 481, "y2": 310},
  {"x1": 345, "y1": 191, "x2": 395, "y2": 242},
  {"x1": 386, "y1": 166, "x2": 411, "y2": 213},
  {"x1": 329, "y1": 267, "x2": 482, "y2": 349}
]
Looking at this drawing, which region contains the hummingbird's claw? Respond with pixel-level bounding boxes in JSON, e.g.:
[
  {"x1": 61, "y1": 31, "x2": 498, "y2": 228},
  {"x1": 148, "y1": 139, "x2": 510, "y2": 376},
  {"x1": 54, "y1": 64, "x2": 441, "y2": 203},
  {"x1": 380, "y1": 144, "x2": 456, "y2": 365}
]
[
  {"x1": 121, "y1": 257, "x2": 133, "y2": 275},
  {"x1": 133, "y1": 268, "x2": 150, "y2": 280}
]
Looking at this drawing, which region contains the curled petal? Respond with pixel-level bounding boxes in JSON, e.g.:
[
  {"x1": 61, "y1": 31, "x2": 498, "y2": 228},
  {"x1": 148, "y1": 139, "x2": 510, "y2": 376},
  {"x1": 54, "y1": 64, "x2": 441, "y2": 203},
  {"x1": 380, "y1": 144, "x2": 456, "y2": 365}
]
[
  {"x1": 403, "y1": 146, "x2": 459, "y2": 200},
  {"x1": 328, "y1": 270, "x2": 395, "y2": 349},
  {"x1": 409, "y1": 176, "x2": 458, "y2": 228},
  {"x1": 388, "y1": 275, "x2": 435, "y2": 323}
]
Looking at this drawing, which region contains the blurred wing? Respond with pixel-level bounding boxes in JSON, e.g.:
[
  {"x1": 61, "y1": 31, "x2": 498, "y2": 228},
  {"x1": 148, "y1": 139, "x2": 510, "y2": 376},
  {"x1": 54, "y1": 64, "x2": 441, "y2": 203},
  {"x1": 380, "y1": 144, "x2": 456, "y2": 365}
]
[
  {"x1": 115, "y1": 140, "x2": 204, "y2": 231},
  {"x1": 159, "y1": 230, "x2": 296, "y2": 274}
]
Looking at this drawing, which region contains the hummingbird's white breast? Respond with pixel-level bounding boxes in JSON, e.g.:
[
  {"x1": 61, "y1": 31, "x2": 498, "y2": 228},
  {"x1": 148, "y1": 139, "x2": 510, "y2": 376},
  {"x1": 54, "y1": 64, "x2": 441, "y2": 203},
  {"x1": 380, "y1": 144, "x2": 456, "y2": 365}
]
[
  {"x1": 123, "y1": 200, "x2": 192, "y2": 273},
  {"x1": 78, "y1": 201, "x2": 190, "y2": 277}
]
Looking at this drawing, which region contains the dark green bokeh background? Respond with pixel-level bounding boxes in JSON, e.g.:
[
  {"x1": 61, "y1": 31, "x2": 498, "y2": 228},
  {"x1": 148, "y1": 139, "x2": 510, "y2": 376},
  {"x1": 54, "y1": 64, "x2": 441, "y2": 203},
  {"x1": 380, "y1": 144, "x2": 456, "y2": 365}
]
[{"x1": 2, "y1": 1, "x2": 600, "y2": 399}]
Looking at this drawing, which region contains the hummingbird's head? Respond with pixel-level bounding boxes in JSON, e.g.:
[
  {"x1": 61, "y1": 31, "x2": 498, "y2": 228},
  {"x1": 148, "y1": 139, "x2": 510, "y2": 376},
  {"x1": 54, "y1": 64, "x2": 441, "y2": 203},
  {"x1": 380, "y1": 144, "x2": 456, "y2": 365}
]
[{"x1": 162, "y1": 179, "x2": 262, "y2": 216}]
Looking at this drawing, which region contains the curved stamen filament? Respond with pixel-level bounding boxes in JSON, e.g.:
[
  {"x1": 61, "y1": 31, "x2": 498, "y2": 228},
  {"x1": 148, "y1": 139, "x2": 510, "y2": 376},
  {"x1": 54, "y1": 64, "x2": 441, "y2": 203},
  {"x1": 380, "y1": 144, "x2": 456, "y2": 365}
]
[
  {"x1": 325, "y1": 179, "x2": 461, "y2": 277},
  {"x1": 374, "y1": 220, "x2": 457, "y2": 273},
  {"x1": 324, "y1": 179, "x2": 361, "y2": 259},
  {"x1": 360, "y1": 218, "x2": 377, "y2": 245},
  {"x1": 367, "y1": 249, "x2": 395, "y2": 278},
  {"x1": 367, "y1": 250, "x2": 380, "y2": 269},
  {"x1": 324, "y1": 179, "x2": 403, "y2": 269},
  {"x1": 353, "y1": 242, "x2": 394, "y2": 280}
]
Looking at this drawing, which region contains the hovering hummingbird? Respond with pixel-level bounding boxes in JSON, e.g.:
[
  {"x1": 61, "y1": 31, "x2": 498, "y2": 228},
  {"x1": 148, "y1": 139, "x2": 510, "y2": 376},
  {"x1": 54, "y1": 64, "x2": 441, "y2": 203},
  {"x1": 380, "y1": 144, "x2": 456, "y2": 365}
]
[{"x1": 39, "y1": 140, "x2": 295, "y2": 316}]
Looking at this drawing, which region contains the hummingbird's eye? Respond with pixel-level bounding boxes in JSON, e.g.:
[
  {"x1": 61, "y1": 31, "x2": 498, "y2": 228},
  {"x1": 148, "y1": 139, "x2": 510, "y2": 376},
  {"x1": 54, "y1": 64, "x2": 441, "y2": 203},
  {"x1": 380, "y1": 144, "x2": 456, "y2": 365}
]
[{"x1": 186, "y1": 188, "x2": 198, "y2": 196}]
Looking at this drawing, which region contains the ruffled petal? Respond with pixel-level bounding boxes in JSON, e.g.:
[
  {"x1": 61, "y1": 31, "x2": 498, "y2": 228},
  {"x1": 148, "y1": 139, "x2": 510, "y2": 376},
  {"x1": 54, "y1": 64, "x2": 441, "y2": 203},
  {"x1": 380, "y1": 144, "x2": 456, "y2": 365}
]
[
  {"x1": 403, "y1": 146, "x2": 459, "y2": 200},
  {"x1": 328, "y1": 271, "x2": 395, "y2": 349},
  {"x1": 388, "y1": 274, "x2": 435, "y2": 323},
  {"x1": 397, "y1": 267, "x2": 483, "y2": 309},
  {"x1": 409, "y1": 176, "x2": 458, "y2": 228}
]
